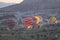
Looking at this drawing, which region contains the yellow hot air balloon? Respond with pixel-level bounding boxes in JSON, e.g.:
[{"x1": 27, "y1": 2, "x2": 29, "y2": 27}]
[
  {"x1": 49, "y1": 16, "x2": 57, "y2": 24},
  {"x1": 34, "y1": 16, "x2": 42, "y2": 25}
]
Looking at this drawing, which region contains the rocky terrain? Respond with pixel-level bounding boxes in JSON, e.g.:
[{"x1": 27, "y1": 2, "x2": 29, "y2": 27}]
[{"x1": 0, "y1": 0, "x2": 60, "y2": 40}]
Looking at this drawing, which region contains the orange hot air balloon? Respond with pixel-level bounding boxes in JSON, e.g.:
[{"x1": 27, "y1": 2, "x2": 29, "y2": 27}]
[
  {"x1": 7, "y1": 19, "x2": 16, "y2": 30},
  {"x1": 34, "y1": 16, "x2": 42, "y2": 25},
  {"x1": 24, "y1": 17, "x2": 34, "y2": 29},
  {"x1": 33, "y1": 16, "x2": 42, "y2": 28}
]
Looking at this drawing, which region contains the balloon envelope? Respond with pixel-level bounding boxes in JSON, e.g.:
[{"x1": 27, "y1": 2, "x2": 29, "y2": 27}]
[
  {"x1": 24, "y1": 17, "x2": 34, "y2": 28},
  {"x1": 49, "y1": 16, "x2": 57, "y2": 24},
  {"x1": 34, "y1": 16, "x2": 42, "y2": 24},
  {"x1": 7, "y1": 19, "x2": 16, "y2": 30}
]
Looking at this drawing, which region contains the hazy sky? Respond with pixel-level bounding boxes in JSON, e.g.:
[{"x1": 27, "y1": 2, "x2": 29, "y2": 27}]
[
  {"x1": 0, "y1": 0, "x2": 24, "y2": 8},
  {"x1": 0, "y1": 0, "x2": 24, "y2": 3}
]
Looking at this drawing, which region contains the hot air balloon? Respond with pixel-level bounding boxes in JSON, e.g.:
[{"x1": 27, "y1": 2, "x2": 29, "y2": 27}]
[
  {"x1": 34, "y1": 16, "x2": 42, "y2": 28},
  {"x1": 7, "y1": 19, "x2": 16, "y2": 30},
  {"x1": 24, "y1": 17, "x2": 34, "y2": 29},
  {"x1": 34, "y1": 16, "x2": 42, "y2": 24},
  {"x1": 49, "y1": 16, "x2": 57, "y2": 24}
]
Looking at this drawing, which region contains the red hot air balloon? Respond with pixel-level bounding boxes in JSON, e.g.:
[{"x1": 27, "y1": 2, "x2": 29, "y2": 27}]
[
  {"x1": 24, "y1": 17, "x2": 34, "y2": 29},
  {"x1": 7, "y1": 19, "x2": 16, "y2": 30}
]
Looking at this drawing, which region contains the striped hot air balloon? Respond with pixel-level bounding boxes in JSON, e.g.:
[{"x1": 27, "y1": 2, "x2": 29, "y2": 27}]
[
  {"x1": 7, "y1": 19, "x2": 16, "y2": 30},
  {"x1": 24, "y1": 17, "x2": 34, "y2": 29}
]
